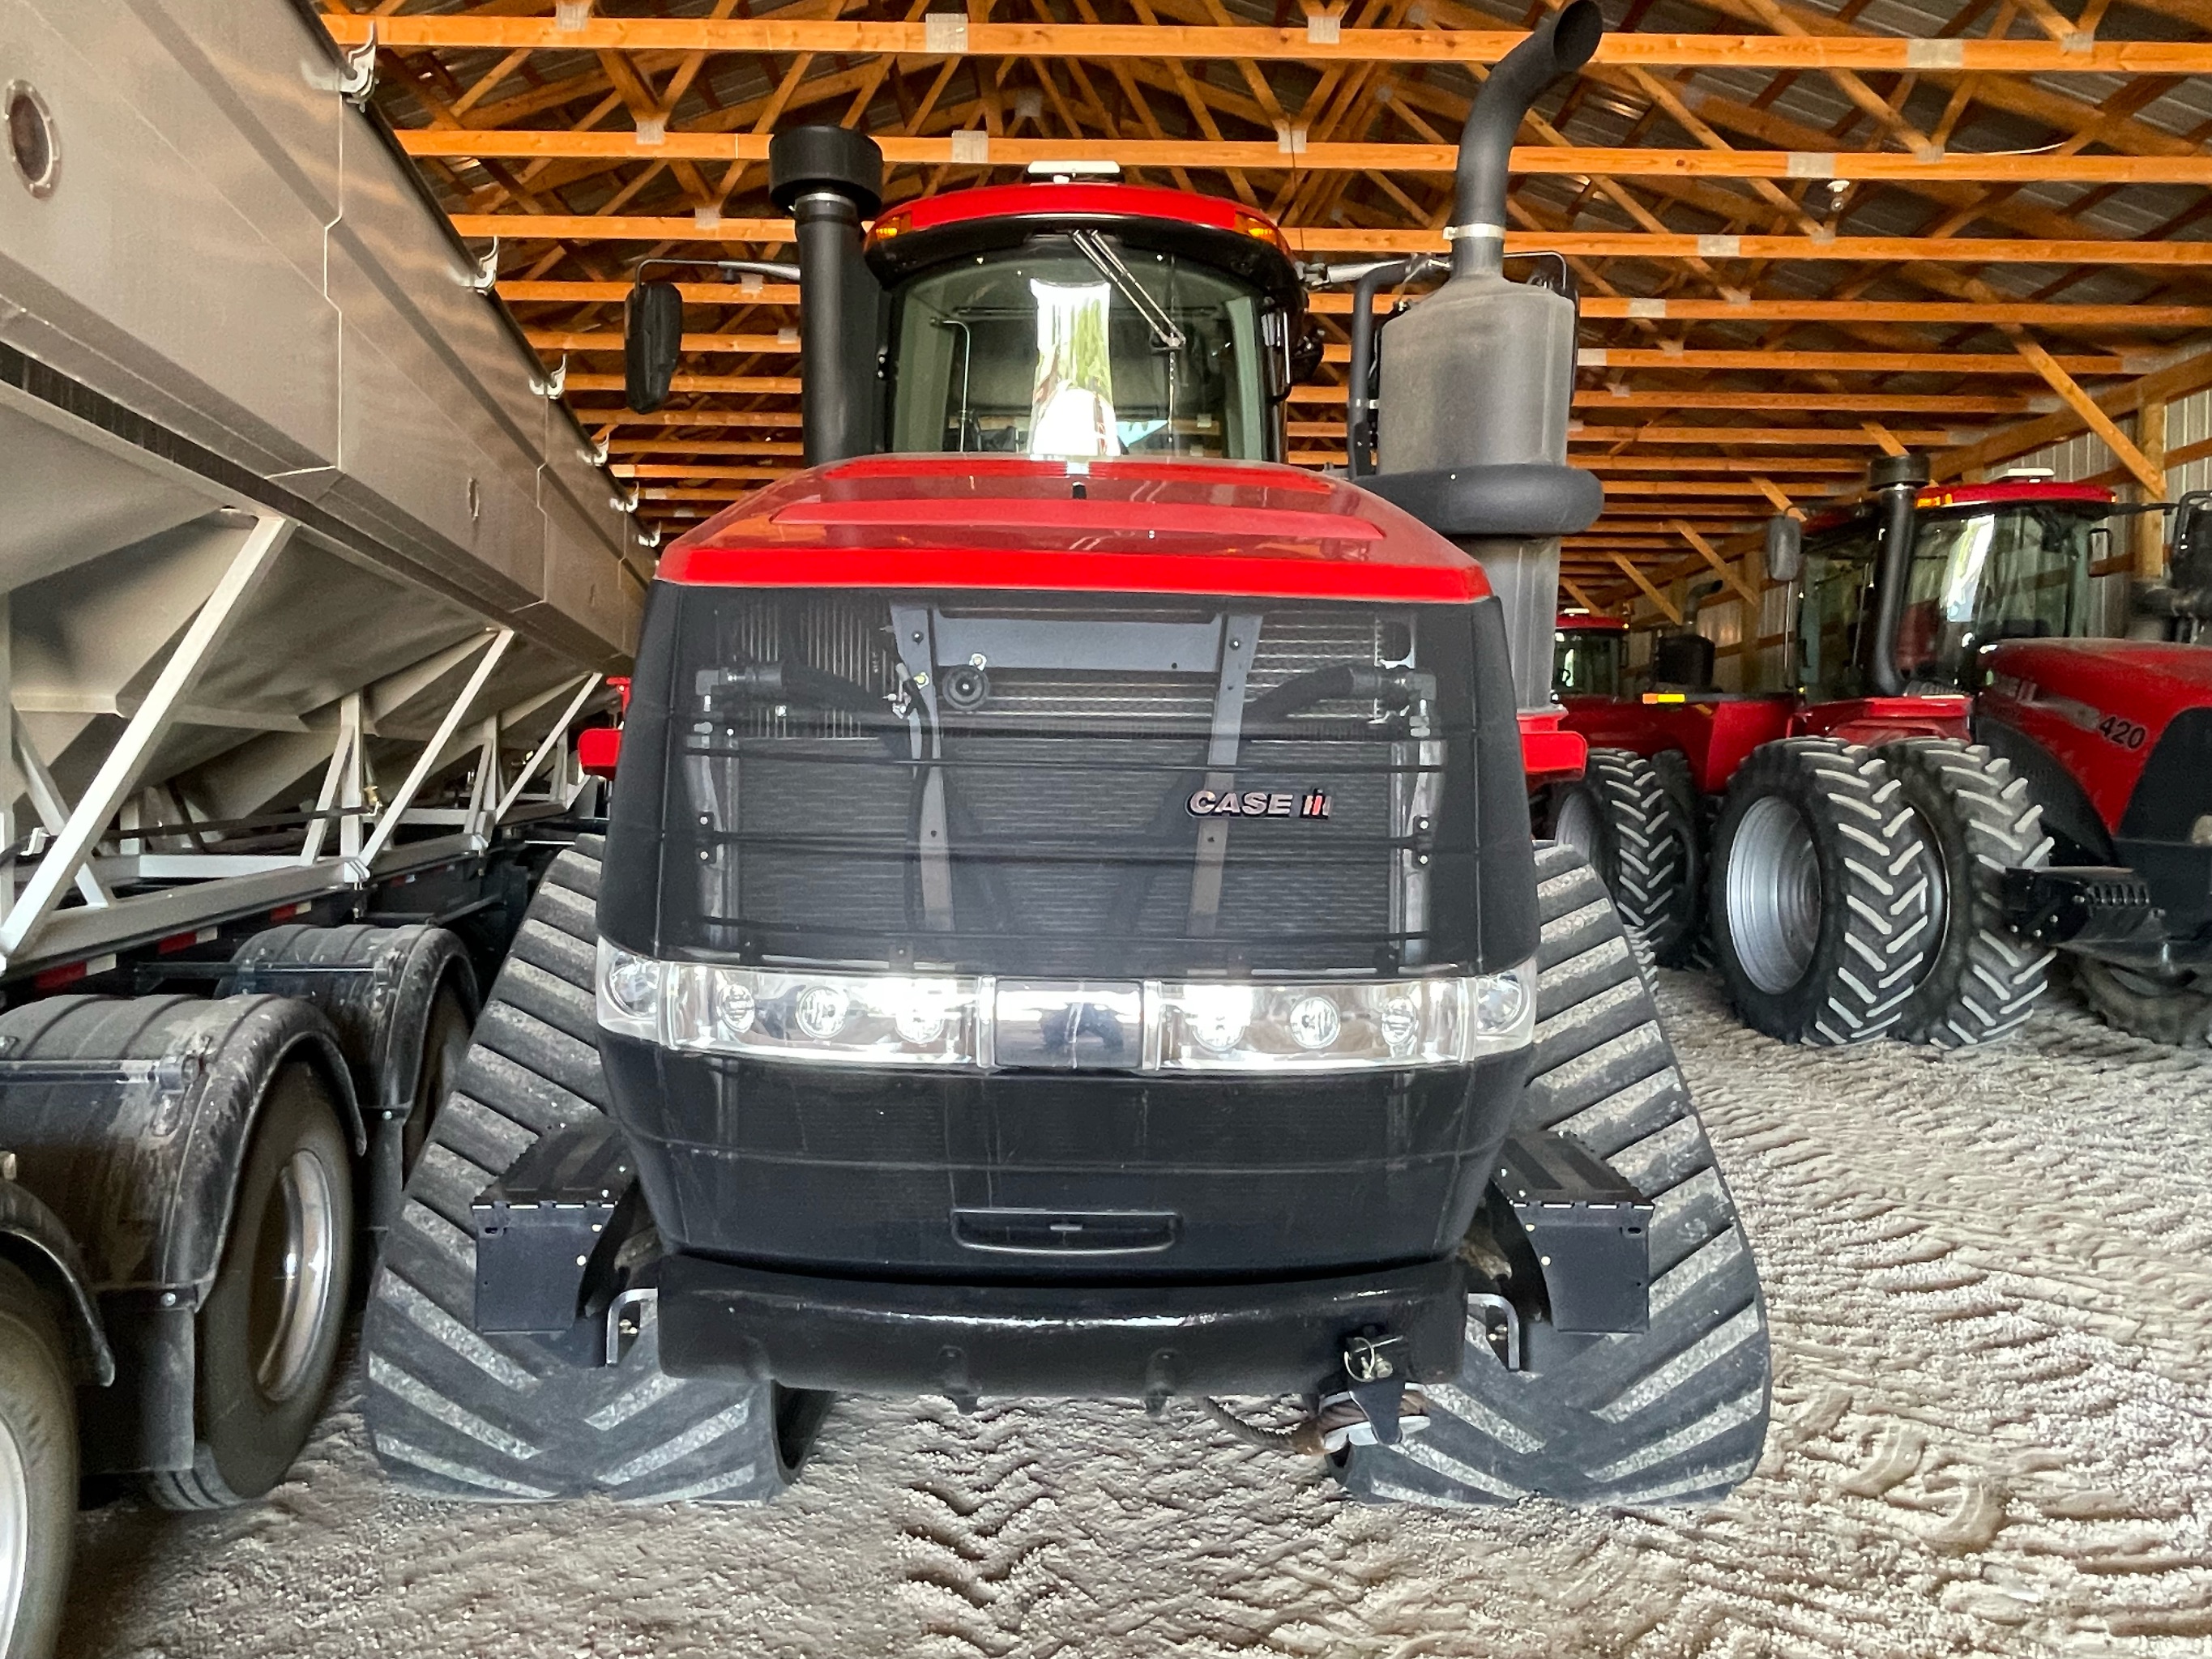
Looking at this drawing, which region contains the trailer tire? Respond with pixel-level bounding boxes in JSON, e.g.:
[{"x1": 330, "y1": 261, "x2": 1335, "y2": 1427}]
[
  {"x1": 1878, "y1": 738, "x2": 2053, "y2": 1047},
  {"x1": 146, "y1": 1063, "x2": 354, "y2": 1509},
  {"x1": 0, "y1": 1260, "x2": 74, "y2": 1659},
  {"x1": 2073, "y1": 959, "x2": 2212, "y2": 1047},
  {"x1": 1710, "y1": 739, "x2": 1932, "y2": 1044},
  {"x1": 1546, "y1": 748, "x2": 1700, "y2": 967},
  {"x1": 362, "y1": 838, "x2": 826, "y2": 1503},
  {"x1": 404, "y1": 984, "x2": 473, "y2": 1180},
  {"x1": 1336, "y1": 842, "x2": 1770, "y2": 1508}
]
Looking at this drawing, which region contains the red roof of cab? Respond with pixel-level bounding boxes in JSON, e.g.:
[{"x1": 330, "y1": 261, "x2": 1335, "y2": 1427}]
[
  {"x1": 1915, "y1": 480, "x2": 2114, "y2": 511},
  {"x1": 1557, "y1": 612, "x2": 1628, "y2": 632},
  {"x1": 1805, "y1": 478, "x2": 2116, "y2": 535},
  {"x1": 660, "y1": 456, "x2": 1491, "y2": 604},
  {"x1": 869, "y1": 181, "x2": 1291, "y2": 257}
]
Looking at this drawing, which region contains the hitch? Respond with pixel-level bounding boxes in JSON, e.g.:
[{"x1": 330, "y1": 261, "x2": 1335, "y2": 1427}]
[
  {"x1": 2001, "y1": 864, "x2": 2162, "y2": 948},
  {"x1": 1313, "y1": 1330, "x2": 1433, "y2": 1453}
]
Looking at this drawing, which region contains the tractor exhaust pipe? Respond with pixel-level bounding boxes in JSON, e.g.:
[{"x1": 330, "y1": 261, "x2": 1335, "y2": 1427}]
[
  {"x1": 1450, "y1": 0, "x2": 1605, "y2": 279},
  {"x1": 1866, "y1": 452, "x2": 1931, "y2": 697},
  {"x1": 769, "y1": 126, "x2": 886, "y2": 467}
]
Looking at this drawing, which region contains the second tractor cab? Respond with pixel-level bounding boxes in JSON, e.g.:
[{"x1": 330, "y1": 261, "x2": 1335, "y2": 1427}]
[
  {"x1": 1552, "y1": 612, "x2": 1627, "y2": 702},
  {"x1": 1552, "y1": 455, "x2": 2212, "y2": 1049},
  {"x1": 1791, "y1": 478, "x2": 2115, "y2": 703}
]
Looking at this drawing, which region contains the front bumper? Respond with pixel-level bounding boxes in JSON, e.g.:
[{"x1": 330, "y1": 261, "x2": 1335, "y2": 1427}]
[
  {"x1": 655, "y1": 1252, "x2": 1467, "y2": 1401},
  {"x1": 600, "y1": 1035, "x2": 1528, "y2": 1279}
]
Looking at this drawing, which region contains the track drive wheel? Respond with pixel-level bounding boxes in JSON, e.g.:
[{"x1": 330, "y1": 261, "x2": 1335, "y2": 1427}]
[
  {"x1": 1877, "y1": 738, "x2": 2053, "y2": 1047},
  {"x1": 1336, "y1": 842, "x2": 1770, "y2": 1509},
  {"x1": 362, "y1": 837, "x2": 829, "y2": 1503},
  {"x1": 0, "y1": 1260, "x2": 75, "y2": 1659},
  {"x1": 1709, "y1": 739, "x2": 1933, "y2": 1045},
  {"x1": 2073, "y1": 959, "x2": 2212, "y2": 1047},
  {"x1": 1545, "y1": 748, "x2": 1701, "y2": 967}
]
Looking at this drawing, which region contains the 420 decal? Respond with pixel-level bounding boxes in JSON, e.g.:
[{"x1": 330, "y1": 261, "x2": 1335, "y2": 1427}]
[
  {"x1": 1187, "y1": 787, "x2": 1332, "y2": 820},
  {"x1": 2097, "y1": 713, "x2": 2149, "y2": 750}
]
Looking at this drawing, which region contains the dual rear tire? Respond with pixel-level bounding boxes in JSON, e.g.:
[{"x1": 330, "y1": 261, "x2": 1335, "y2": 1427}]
[
  {"x1": 1544, "y1": 748, "x2": 1702, "y2": 967},
  {"x1": 0, "y1": 1262, "x2": 74, "y2": 1659}
]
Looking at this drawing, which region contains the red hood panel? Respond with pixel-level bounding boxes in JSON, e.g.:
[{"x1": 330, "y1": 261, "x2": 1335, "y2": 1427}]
[
  {"x1": 1986, "y1": 639, "x2": 2212, "y2": 731},
  {"x1": 1982, "y1": 638, "x2": 2212, "y2": 830},
  {"x1": 661, "y1": 457, "x2": 1491, "y2": 603}
]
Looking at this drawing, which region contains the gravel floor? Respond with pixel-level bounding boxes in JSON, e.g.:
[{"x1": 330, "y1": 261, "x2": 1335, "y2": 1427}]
[{"x1": 62, "y1": 972, "x2": 2212, "y2": 1658}]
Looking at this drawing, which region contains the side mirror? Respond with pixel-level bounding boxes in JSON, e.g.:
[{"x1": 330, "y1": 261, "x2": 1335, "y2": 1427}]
[
  {"x1": 2089, "y1": 523, "x2": 2112, "y2": 566},
  {"x1": 624, "y1": 280, "x2": 684, "y2": 412},
  {"x1": 1764, "y1": 514, "x2": 1803, "y2": 584}
]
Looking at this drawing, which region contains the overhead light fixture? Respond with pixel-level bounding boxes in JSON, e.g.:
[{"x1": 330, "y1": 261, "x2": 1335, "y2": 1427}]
[{"x1": 1026, "y1": 159, "x2": 1121, "y2": 178}]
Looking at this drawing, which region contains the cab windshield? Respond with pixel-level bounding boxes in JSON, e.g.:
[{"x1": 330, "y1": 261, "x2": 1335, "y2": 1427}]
[
  {"x1": 1798, "y1": 505, "x2": 2103, "y2": 699},
  {"x1": 886, "y1": 237, "x2": 1272, "y2": 461},
  {"x1": 1554, "y1": 628, "x2": 1623, "y2": 697}
]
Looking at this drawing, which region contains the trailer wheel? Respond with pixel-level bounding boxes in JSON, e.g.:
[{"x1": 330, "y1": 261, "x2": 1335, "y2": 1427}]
[
  {"x1": 1336, "y1": 842, "x2": 1770, "y2": 1508},
  {"x1": 147, "y1": 1063, "x2": 354, "y2": 1509},
  {"x1": 2073, "y1": 959, "x2": 2212, "y2": 1047},
  {"x1": 0, "y1": 1260, "x2": 74, "y2": 1659},
  {"x1": 362, "y1": 838, "x2": 824, "y2": 1503},
  {"x1": 1709, "y1": 739, "x2": 1933, "y2": 1044},
  {"x1": 1877, "y1": 739, "x2": 2053, "y2": 1047},
  {"x1": 402, "y1": 983, "x2": 473, "y2": 1179},
  {"x1": 1544, "y1": 748, "x2": 1700, "y2": 967}
]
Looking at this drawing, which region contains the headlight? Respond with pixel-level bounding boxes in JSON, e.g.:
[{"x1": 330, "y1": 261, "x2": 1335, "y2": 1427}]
[
  {"x1": 596, "y1": 940, "x2": 660, "y2": 1040},
  {"x1": 596, "y1": 940, "x2": 1536, "y2": 1073},
  {"x1": 665, "y1": 962, "x2": 984, "y2": 1066},
  {"x1": 1155, "y1": 962, "x2": 1535, "y2": 1072}
]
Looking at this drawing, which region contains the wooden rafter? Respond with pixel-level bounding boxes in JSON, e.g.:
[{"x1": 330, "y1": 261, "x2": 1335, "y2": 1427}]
[{"x1": 323, "y1": 0, "x2": 2212, "y2": 558}]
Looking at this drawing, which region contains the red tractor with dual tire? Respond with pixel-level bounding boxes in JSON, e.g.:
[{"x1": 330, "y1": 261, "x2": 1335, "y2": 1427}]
[{"x1": 1545, "y1": 464, "x2": 2212, "y2": 1047}]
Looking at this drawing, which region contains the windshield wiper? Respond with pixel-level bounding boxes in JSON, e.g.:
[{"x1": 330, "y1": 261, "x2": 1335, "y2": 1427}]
[{"x1": 1070, "y1": 229, "x2": 1185, "y2": 351}]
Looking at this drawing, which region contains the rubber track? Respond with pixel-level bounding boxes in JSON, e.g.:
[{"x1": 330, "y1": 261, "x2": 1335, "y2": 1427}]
[
  {"x1": 2073, "y1": 957, "x2": 2212, "y2": 1047},
  {"x1": 361, "y1": 838, "x2": 789, "y2": 1503},
  {"x1": 1715, "y1": 739, "x2": 1932, "y2": 1046},
  {"x1": 1881, "y1": 738, "x2": 2053, "y2": 1048},
  {"x1": 1580, "y1": 748, "x2": 1700, "y2": 969},
  {"x1": 1339, "y1": 843, "x2": 1771, "y2": 1509}
]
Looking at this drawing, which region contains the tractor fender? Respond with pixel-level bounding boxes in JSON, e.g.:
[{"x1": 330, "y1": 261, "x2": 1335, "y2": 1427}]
[
  {"x1": 0, "y1": 993, "x2": 362, "y2": 1304},
  {"x1": 0, "y1": 1174, "x2": 113, "y2": 1385}
]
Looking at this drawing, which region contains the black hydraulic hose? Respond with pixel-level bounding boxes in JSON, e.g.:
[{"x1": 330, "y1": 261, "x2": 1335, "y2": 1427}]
[
  {"x1": 718, "y1": 662, "x2": 887, "y2": 717},
  {"x1": 1347, "y1": 259, "x2": 1411, "y2": 479},
  {"x1": 1450, "y1": 0, "x2": 1604, "y2": 278},
  {"x1": 1243, "y1": 664, "x2": 1433, "y2": 726},
  {"x1": 1865, "y1": 453, "x2": 1931, "y2": 697}
]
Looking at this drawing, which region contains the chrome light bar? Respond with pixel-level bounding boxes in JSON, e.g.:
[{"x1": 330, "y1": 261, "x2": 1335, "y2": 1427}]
[{"x1": 597, "y1": 940, "x2": 1535, "y2": 1073}]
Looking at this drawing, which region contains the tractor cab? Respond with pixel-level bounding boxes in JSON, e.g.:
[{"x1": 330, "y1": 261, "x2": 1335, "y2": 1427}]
[
  {"x1": 1794, "y1": 479, "x2": 2114, "y2": 702},
  {"x1": 865, "y1": 181, "x2": 1308, "y2": 463},
  {"x1": 1552, "y1": 612, "x2": 1627, "y2": 701}
]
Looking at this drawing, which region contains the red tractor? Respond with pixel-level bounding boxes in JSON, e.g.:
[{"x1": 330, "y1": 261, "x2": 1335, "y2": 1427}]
[
  {"x1": 1549, "y1": 465, "x2": 2212, "y2": 1047},
  {"x1": 355, "y1": 5, "x2": 1775, "y2": 1515}
]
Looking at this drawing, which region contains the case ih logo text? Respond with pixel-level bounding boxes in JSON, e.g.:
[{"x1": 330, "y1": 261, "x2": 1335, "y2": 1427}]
[{"x1": 1187, "y1": 788, "x2": 1331, "y2": 820}]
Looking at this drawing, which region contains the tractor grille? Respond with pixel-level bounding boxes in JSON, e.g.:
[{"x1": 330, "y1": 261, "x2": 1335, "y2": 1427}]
[{"x1": 651, "y1": 590, "x2": 1484, "y2": 979}]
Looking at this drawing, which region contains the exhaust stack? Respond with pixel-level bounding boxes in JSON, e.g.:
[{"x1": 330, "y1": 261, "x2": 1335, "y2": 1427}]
[
  {"x1": 1356, "y1": 1, "x2": 1606, "y2": 710},
  {"x1": 1448, "y1": 2, "x2": 1605, "y2": 281},
  {"x1": 1865, "y1": 452, "x2": 1932, "y2": 697}
]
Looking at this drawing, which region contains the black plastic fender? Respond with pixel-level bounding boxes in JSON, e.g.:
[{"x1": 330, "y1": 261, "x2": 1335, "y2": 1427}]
[
  {"x1": 0, "y1": 1174, "x2": 113, "y2": 1385},
  {"x1": 0, "y1": 994, "x2": 360, "y2": 1472},
  {"x1": 225, "y1": 924, "x2": 478, "y2": 1231}
]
